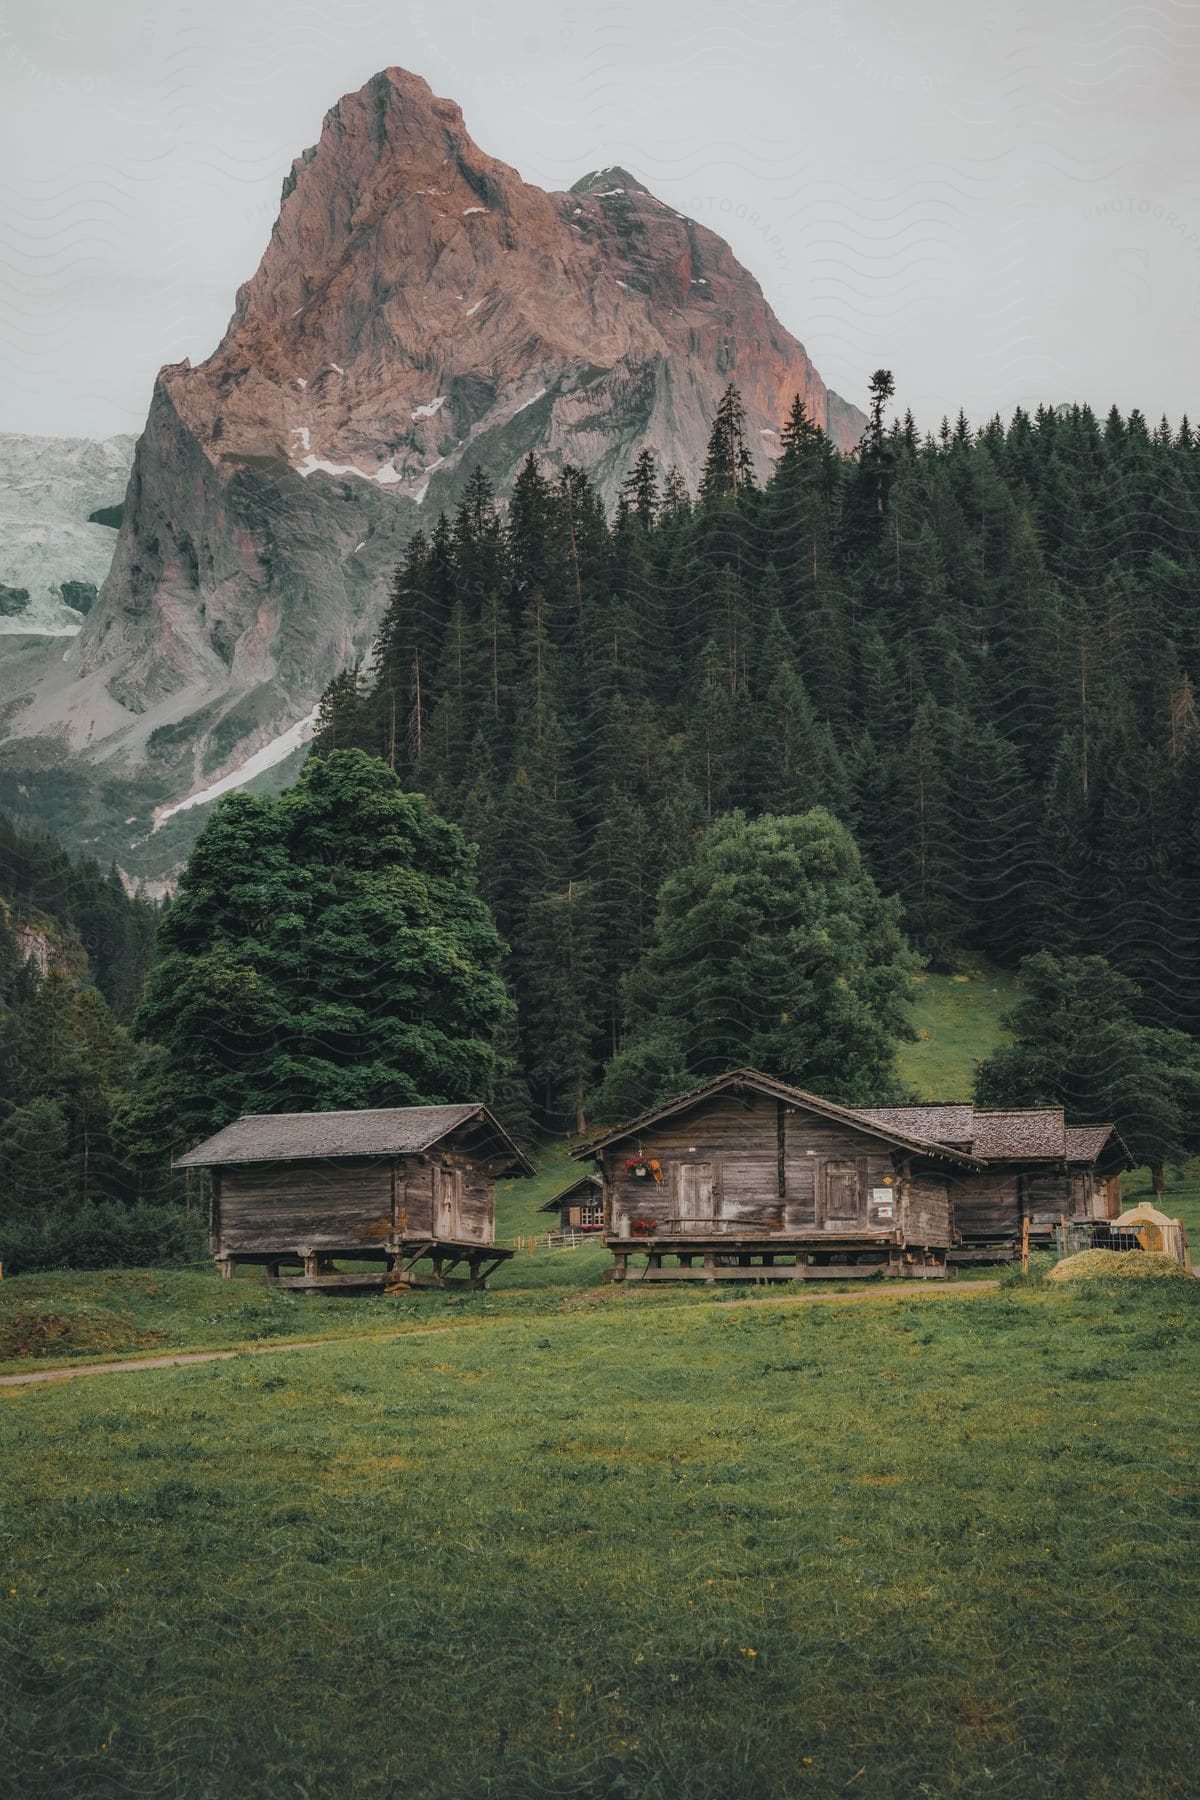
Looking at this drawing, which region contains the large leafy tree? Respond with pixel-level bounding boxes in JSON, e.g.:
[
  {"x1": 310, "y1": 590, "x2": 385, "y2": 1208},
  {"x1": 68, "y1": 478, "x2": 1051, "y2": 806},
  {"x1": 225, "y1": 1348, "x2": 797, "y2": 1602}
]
[
  {"x1": 133, "y1": 751, "x2": 514, "y2": 1154},
  {"x1": 592, "y1": 808, "x2": 918, "y2": 1119},
  {"x1": 974, "y1": 950, "x2": 1200, "y2": 1188}
]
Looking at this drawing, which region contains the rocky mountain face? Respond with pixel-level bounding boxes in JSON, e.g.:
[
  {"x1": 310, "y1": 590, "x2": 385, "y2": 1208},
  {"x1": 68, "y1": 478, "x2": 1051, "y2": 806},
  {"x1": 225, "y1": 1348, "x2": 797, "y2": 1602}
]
[
  {"x1": 0, "y1": 433, "x2": 135, "y2": 634},
  {"x1": 0, "y1": 67, "x2": 863, "y2": 868}
]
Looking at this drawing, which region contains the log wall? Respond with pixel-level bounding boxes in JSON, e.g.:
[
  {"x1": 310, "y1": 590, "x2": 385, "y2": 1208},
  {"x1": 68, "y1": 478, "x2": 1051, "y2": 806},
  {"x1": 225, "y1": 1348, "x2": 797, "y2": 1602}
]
[
  {"x1": 954, "y1": 1165, "x2": 1102, "y2": 1243},
  {"x1": 219, "y1": 1158, "x2": 394, "y2": 1254},
  {"x1": 952, "y1": 1171, "x2": 1021, "y2": 1244},
  {"x1": 215, "y1": 1133, "x2": 496, "y2": 1257}
]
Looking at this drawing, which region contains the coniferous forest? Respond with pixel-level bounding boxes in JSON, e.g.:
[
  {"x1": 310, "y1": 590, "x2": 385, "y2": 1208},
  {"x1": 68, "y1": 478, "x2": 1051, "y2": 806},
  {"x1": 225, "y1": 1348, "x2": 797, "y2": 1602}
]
[
  {"x1": 7, "y1": 377, "x2": 1200, "y2": 1247},
  {"x1": 306, "y1": 382, "x2": 1200, "y2": 1132}
]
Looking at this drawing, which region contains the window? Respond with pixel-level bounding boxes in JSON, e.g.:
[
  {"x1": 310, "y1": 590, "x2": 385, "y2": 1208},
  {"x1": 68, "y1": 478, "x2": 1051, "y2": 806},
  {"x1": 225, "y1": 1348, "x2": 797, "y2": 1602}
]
[{"x1": 578, "y1": 1201, "x2": 603, "y2": 1229}]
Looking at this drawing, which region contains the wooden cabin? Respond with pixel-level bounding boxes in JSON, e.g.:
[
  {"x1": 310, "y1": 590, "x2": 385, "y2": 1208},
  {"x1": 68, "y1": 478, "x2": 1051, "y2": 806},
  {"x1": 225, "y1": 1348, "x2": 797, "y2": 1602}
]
[
  {"x1": 538, "y1": 1173, "x2": 605, "y2": 1234},
  {"x1": 573, "y1": 1070, "x2": 983, "y2": 1281},
  {"x1": 175, "y1": 1104, "x2": 532, "y2": 1290},
  {"x1": 855, "y1": 1106, "x2": 1133, "y2": 1261}
]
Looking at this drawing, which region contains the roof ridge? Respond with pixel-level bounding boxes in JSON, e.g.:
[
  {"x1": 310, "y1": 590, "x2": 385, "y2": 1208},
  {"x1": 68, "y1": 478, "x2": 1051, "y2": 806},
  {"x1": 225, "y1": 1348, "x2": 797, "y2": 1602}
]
[
  {"x1": 235, "y1": 1101, "x2": 477, "y2": 1121},
  {"x1": 575, "y1": 1067, "x2": 981, "y2": 1167},
  {"x1": 174, "y1": 1101, "x2": 532, "y2": 1175}
]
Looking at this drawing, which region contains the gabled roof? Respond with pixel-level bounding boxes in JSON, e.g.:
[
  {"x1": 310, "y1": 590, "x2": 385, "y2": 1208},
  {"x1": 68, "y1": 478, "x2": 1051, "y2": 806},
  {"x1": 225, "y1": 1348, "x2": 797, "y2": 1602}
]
[
  {"x1": 174, "y1": 1104, "x2": 533, "y2": 1175},
  {"x1": 971, "y1": 1109, "x2": 1065, "y2": 1160},
  {"x1": 574, "y1": 1069, "x2": 983, "y2": 1169},
  {"x1": 1065, "y1": 1123, "x2": 1133, "y2": 1167},
  {"x1": 538, "y1": 1173, "x2": 603, "y2": 1214}
]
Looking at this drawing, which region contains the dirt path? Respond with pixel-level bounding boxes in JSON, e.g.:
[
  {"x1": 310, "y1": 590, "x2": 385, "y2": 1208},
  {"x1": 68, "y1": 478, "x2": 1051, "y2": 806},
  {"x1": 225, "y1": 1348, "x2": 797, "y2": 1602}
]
[
  {"x1": 0, "y1": 1339, "x2": 344, "y2": 1388},
  {"x1": 0, "y1": 1280, "x2": 1000, "y2": 1389},
  {"x1": 686, "y1": 1277, "x2": 1000, "y2": 1313}
]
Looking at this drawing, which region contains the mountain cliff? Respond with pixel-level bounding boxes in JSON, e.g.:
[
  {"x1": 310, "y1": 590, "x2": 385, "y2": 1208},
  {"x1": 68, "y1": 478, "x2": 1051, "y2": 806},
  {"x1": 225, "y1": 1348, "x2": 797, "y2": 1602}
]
[{"x1": 0, "y1": 67, "x2": 864, "y2": 858}]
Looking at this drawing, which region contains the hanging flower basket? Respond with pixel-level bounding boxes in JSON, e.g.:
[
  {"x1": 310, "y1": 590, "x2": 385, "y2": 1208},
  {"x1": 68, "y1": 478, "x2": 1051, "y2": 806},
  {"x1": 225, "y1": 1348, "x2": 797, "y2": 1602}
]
[{"x1": 625, "y1": 1155, "x2": 664, "y2": 1183}]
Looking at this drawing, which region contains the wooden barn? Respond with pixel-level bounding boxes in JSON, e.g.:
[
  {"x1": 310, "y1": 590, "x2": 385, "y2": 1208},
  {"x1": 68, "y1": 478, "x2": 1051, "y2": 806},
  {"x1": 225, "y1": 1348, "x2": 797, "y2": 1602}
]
[
  {"x1": 854, "y1": 1106, "x2": 1133, "y2": 1261},
  {"x1": 175, "y1": 1104, "x2": 533, "y2": 1290},
  {"x1": 573, "y1": 1069, "x2": 983, "y2": 1281},
  {"x1": 538, "y1": 1174, "x2": 605, "y2": 1233}
]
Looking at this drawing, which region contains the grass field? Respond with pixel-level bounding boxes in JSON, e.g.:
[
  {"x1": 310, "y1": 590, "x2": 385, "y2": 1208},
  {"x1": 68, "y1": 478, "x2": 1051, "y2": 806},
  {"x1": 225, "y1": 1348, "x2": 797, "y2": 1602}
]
[
  {"x1": 897, "y1": 962, "x2": 1020, "y2": 1099},
  {"x1": 1, "y1": 964, "x2": 1197, "y2": 1795},
  {"x1": 1, "y1": 1278, "x2": 1197, "y2": 1797}
]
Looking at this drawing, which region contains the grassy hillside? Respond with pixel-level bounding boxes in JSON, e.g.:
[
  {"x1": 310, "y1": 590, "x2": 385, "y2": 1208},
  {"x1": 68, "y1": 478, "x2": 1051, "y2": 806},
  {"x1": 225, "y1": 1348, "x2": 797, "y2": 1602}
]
[
  {"x1": 896, "y1": 960, "x2": 1020, "y2": 1099},
  {"x1": 1, "y1": 1280, "x2": 1196, "y2": 1797}
]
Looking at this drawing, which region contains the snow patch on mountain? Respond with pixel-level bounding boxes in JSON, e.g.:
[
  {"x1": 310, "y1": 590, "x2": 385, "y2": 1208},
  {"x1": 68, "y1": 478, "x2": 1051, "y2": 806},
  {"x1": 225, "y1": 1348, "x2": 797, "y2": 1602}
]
[
  {"x1": 154, "y1": 705, "x2": 320, "y2": 826},
  {"x1": 0, "y1": 432, "x2": 135, "y2": 634}
]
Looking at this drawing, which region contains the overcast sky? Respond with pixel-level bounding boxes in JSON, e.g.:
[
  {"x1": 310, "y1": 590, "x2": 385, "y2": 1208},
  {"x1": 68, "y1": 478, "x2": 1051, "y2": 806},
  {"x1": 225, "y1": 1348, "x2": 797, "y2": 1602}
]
[{"x1": 2, "y1": 0, "x2": 1197, "y2": 440}]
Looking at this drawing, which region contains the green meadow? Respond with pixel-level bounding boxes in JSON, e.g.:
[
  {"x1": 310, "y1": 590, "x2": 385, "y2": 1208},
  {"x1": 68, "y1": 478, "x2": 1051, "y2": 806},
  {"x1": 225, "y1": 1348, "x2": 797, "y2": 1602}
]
[
  {"x1": 897, "y1": 962, "x2": 1019, "y2": 1100},
  {"x1": 0, "y1": 964, "x2": 1196, "y2": 1796},
  {"x1": 2, "y1": 1280, "x2": 1197, "y2": 1797}
]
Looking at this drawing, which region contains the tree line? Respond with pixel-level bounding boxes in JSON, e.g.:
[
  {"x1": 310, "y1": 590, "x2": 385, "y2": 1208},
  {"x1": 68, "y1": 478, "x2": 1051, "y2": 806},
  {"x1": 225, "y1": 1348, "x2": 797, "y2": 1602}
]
[
  {"x1": 310, "y1": 381, "x2": 1200, "y2": 1131},
  {"x1": 6, "y1": 377, "x2": 1200, "y2": 1272},
  {"x1": 0, "y1": 817, "x2": 189, "y2": 1267}
]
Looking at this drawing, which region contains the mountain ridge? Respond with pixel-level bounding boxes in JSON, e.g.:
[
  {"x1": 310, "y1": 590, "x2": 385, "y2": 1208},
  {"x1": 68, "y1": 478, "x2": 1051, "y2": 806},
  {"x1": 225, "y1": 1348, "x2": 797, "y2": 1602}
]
[{"x1": 0, "y1": 66, "x2": 865, "y2": 868}]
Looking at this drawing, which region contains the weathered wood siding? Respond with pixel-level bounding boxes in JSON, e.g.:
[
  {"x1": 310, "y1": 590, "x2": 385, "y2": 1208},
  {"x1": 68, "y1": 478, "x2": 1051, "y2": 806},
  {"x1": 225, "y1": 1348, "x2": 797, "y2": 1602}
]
[
  {"x1": 437, "y1": 1131, "x2": 495, "y2": 1244},
  {"x1": 601, "y1": 1094, "x2": 940, "y2": 1241},
  {"x1": 953, "y1": 1171, "x2": 1021, "y2": 1242},
  {"x1": 903, "y1": 1177, "x2": 951, "y2": 1244},
  {"x1": 1025, "y1": 1171, "x2": 1088, "y2": 1228},
  {"x1": 397, "y1": 1135, "x2": 494, "y2": 1244},
  {"x1": 219, "y1": 1158, "x2": 394, "y2": 1253},
  {"x1": 954, "y1": 1166, "x2": 1101, "y2": 1241},
  {"x1": 215, "y1": 1135, "x2": 497, "y2": 1256}
]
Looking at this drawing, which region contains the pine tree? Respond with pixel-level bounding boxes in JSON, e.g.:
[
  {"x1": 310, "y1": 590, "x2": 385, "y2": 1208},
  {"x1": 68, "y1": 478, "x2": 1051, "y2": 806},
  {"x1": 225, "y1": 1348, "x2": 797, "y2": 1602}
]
[
  {"x1": 619, "y1": 448, "x2": 660, "y2": 529},
  {"x1": 311, "y1": 663, "x2": 374, "y2": 757},
  {"x1": 700, "y1": 384, "x2": 755, "y2": 503},
  {"x1": 858, "y1": 368, "x2": 896, "y2": 516}
]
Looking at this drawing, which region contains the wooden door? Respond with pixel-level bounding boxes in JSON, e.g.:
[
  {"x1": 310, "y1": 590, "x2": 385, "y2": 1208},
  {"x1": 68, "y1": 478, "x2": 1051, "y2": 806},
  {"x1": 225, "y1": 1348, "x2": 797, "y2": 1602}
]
[
  {"x1": 433, "y1": 1165, "x2": 463, "y2": 1240},
  {"x1": 820, "y1": 1159, "x2": 864, "y2": 1230},
  {"x1": 675, "y1": 1162, "x2": 714, "y2": 1226}
]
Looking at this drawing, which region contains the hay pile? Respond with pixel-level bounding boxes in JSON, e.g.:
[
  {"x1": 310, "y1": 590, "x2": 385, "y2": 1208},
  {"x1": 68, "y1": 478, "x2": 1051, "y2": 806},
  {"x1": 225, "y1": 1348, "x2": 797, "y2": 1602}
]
[{"x1": 1048, "y1": 1249, "x2": 1193, "y2": 1283}]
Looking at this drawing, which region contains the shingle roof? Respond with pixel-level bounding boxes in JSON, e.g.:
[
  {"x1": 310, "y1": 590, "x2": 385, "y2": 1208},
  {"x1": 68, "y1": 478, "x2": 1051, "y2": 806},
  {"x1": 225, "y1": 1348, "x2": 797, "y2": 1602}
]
[
  {"x1": 853, "y1": 1104, "x2": 976, "y2": 1146},
  {"x1": 174, "y1": 1105, "x2": 533, "y2": 1173},
  {"x1": 859, "y1": 1105, "x2": 1126, "y2": 1166},
  {"x1": 971, "y1": 1109, "x2": 1065, "y2": 1159},
  {"x1": 1065, "y1": 1123, "x2": 1123, "y2": 1163},
  {"x1": 574, "y1": 1069, "x2": 982, "y2": 1168}
]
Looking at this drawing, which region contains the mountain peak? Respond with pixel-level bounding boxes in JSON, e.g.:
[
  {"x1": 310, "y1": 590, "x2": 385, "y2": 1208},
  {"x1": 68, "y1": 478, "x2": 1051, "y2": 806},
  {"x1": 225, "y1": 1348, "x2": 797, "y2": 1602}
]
[
  {"x1": 569, "y1": 166, "x2": 651, "y2": 198},
  {"x1": 17, "y1": 68, "x2": 864, "y2": 827}
]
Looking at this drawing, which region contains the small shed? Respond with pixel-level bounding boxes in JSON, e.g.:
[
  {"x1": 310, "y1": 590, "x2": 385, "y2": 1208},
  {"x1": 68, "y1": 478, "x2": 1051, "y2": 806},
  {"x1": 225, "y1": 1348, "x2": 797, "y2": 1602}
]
[
  {"x1": 538, "y1": 1174, "x2": 605, "y2": 1232},
  {"x1": 175, "y1": 1104, "x2": 533, "y2": 1290}
]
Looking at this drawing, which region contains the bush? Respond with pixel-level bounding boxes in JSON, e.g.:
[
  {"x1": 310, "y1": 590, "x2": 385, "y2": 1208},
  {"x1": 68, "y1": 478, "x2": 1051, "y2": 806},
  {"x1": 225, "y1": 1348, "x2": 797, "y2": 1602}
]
[{"x1": 0, "y1": 1203, "x2": 206, "y2": 1275}]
